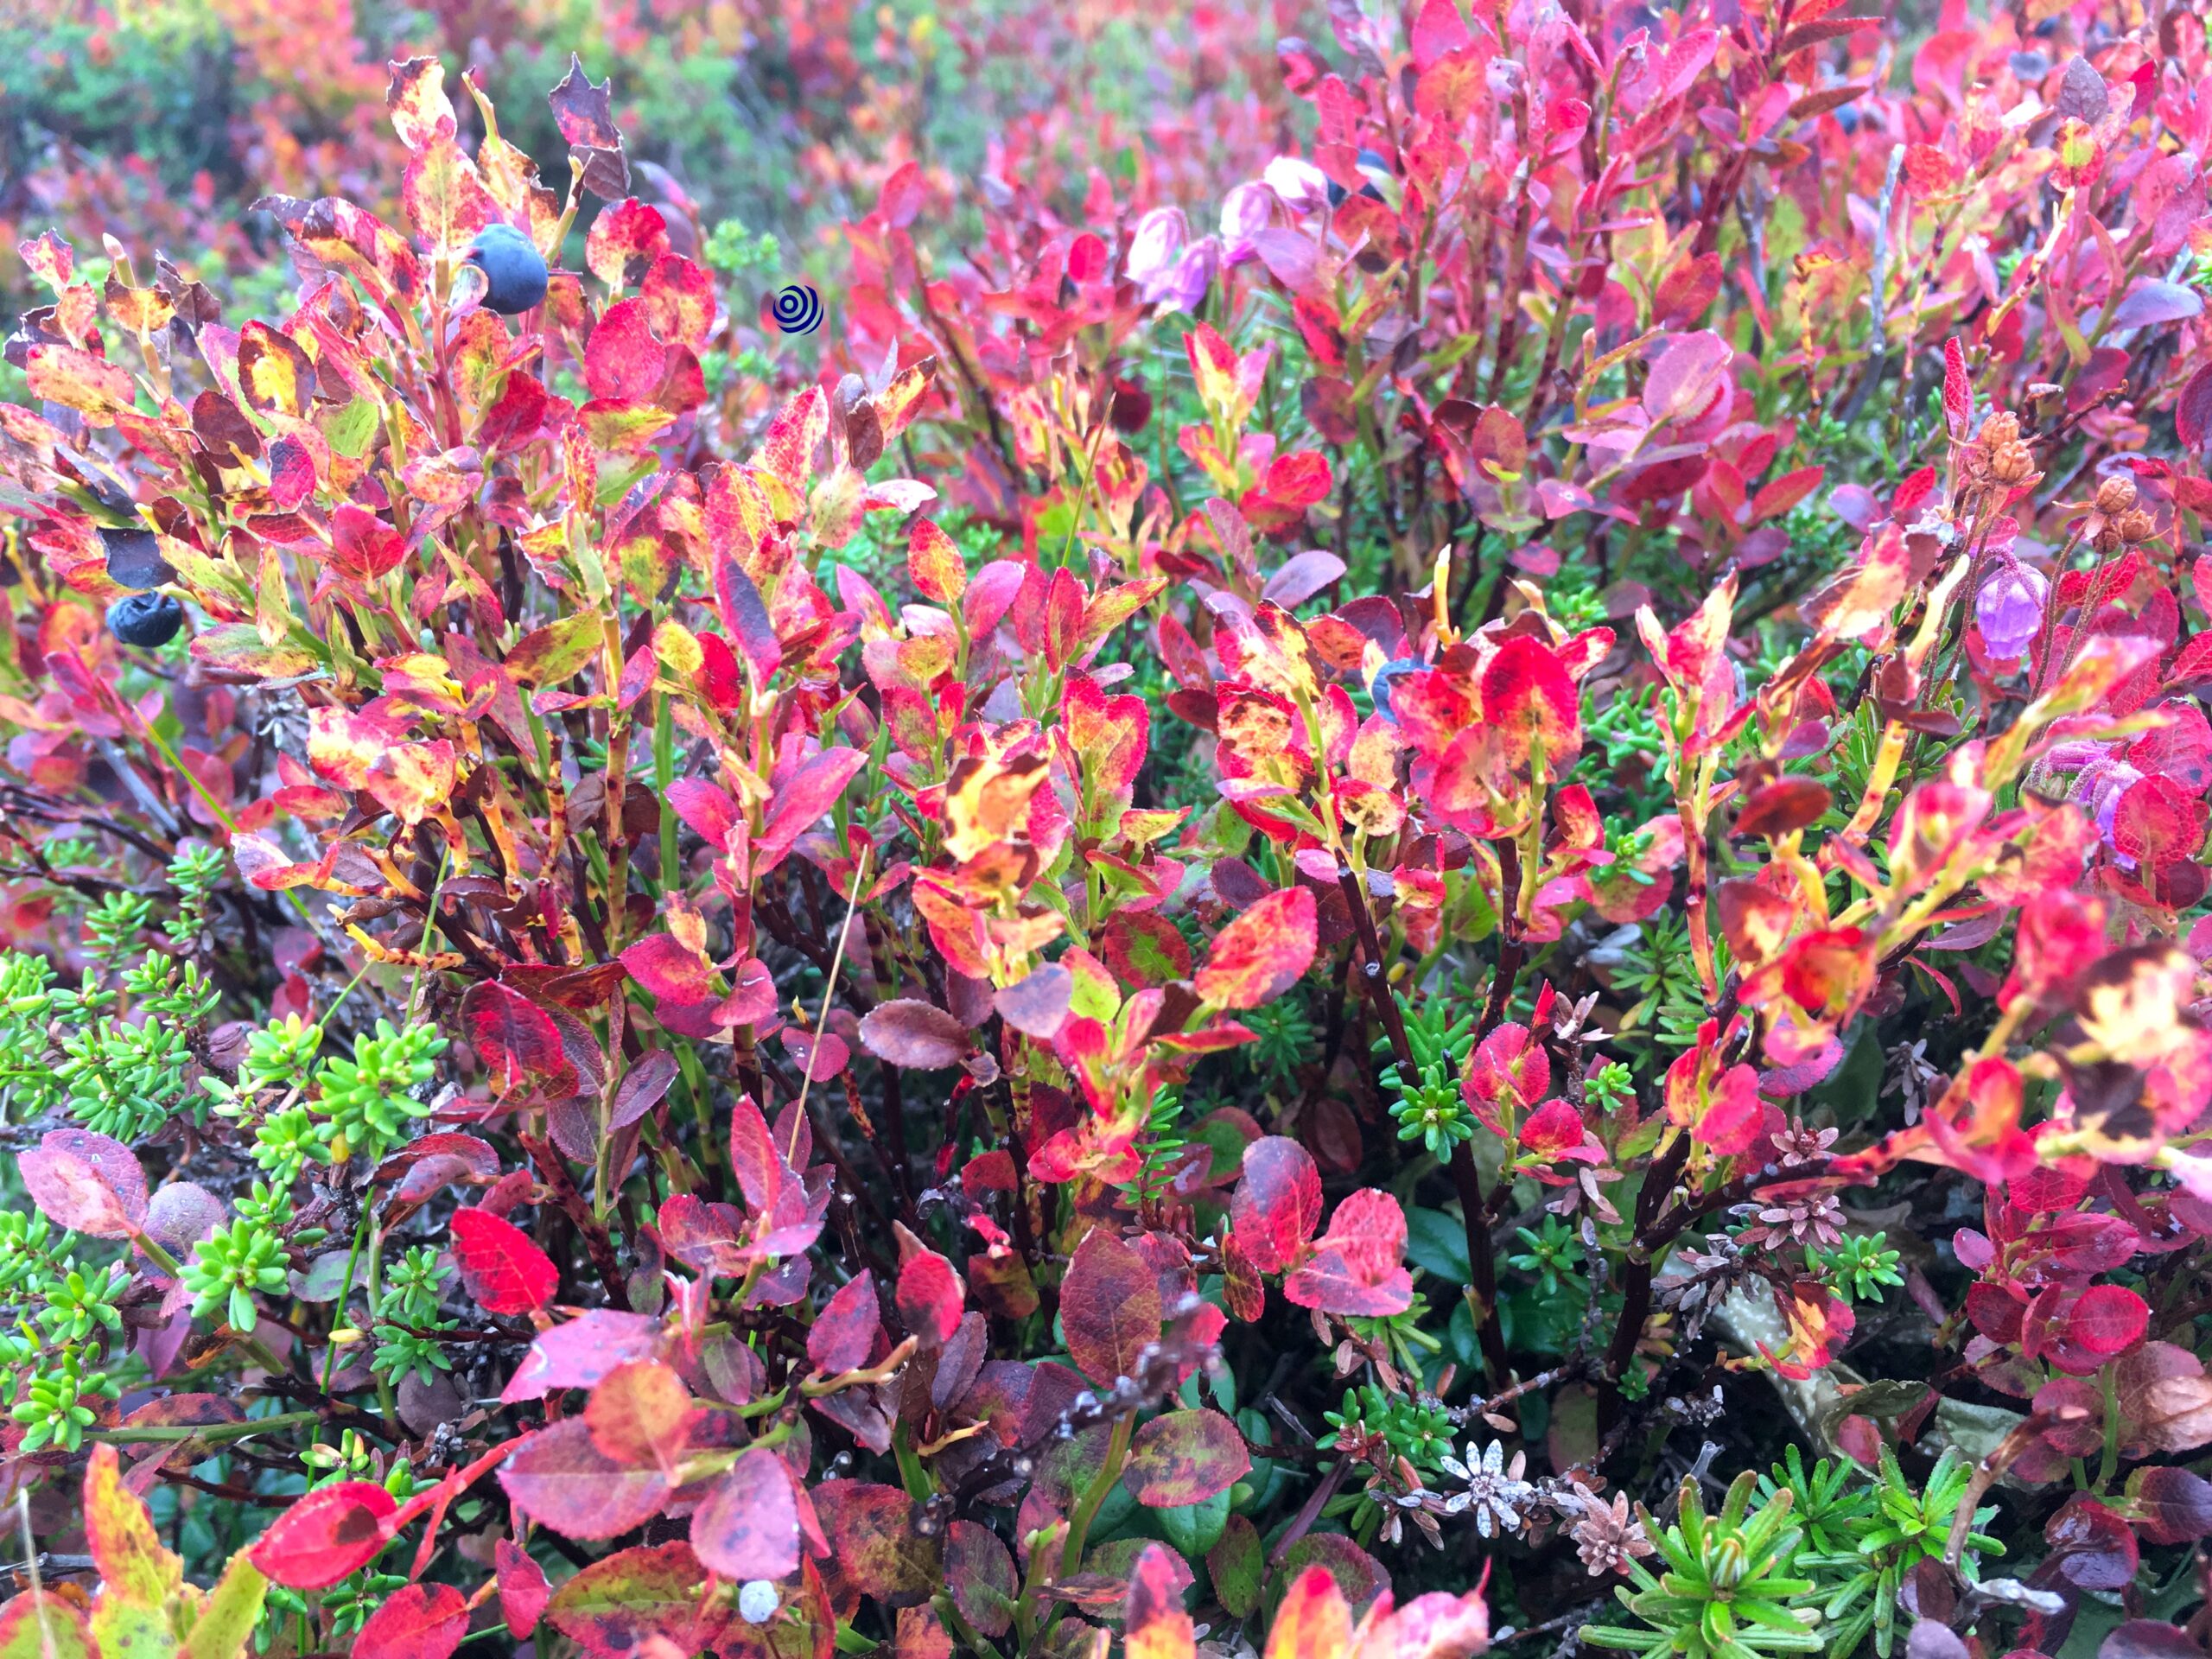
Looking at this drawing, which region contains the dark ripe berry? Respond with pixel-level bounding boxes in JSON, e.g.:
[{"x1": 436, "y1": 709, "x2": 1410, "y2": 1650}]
[
  {"x1": 106, "y1": 592, "x2": 184, "y2": 648},
  {"x1": 1369, "y1": 656, "x2": 1426, "y2": 723},
  {"x1": 463, "y1": 224, "x2": 549, "y2": 316}
]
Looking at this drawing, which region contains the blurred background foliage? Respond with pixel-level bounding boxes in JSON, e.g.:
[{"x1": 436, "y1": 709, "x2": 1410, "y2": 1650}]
[{"x1": 0, "y1": 0, "x2": 1307, "y2": 323}]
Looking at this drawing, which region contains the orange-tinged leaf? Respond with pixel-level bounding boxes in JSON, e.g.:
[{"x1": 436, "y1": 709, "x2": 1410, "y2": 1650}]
[
  {"x1": 1123, "y1": 1541, "x2": 1198, "y2": 1659},
  {"x1": 1196, "y1": 887, "x2": 1317, "y2": 1009},
  {"x1": 85, "y1": 1443, "x2": 181, "y2": 1609},
  {"x1": 584, "y1": 1360, "x2": 699, "y2": 1468},
  {"x1": 365, "y1": 738, "x2": 457, "y2": 826},
  {"x1": 1264, "y1": 1566, "x2": 1357, "y2": 1659},
  {"x1": 25, "y1": 342, "x2": 136, "y2": 423},
  {"x1": 908, "y1": 517, "x2": 967, "y2": 603},
  {"x1": 586, "y1": 199, "x2": 670, "y2": 289}
]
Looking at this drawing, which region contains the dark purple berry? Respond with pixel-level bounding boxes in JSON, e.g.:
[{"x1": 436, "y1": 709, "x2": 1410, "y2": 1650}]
[
  {"x1": 106, "y1": 592, "x2": 184, "y2": 648},
  {"x1": 463, "y1": 225, "x2": 550, "y2": 316}
]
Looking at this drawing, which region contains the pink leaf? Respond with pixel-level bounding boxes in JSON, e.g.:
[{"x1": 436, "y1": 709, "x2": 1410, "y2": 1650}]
[{"x1": 19, "y1": 1129, "x2": 146, "y2": 1239}]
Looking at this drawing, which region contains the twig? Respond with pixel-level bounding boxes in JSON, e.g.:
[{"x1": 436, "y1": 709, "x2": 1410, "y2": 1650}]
[
  {"x1": 790, "y1": 848, "x2": 869, "y2": 1140},
  {"x1": 1268, "y1": 1458, "x2": 1351, "y2": 1568},
  {"x1": 520, "y1": 1134, "x2": 632, "y2": 1312},
  {"x1": 1495, "y1": 1599, "x2": 1609, "y2": 1646},
  {"x1": 0, "y1": 1554, "x2": 94, "y2": 1587}
]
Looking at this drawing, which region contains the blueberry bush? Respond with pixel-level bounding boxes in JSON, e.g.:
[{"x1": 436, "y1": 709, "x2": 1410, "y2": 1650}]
[{"x1": 0, "y1": 4, "x2": 2208, "y2": 1657}]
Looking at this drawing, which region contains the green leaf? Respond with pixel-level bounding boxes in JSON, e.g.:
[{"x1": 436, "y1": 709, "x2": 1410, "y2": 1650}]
[
  {"x1": 1406, "y1": 1206, "x2": 1471, "y2": 1284},
  {"x1": 179, "y1": 1553, "x2": 269, "y2": 1659},
  {"x1": 1207, "y1": 1513, "x2": 1265, "y2": 1618},
  {"x1": 1156, "y1": 1487, "x2": 1231, "y2": 1556},
  {"x1": 0, "y1": 1594, "x2": 96, "y2": 1659}
]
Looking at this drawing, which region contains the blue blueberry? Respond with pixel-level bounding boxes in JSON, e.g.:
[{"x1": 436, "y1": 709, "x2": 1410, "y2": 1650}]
[
  {"x1": 463, "y1": 224, "x2": 549, "y2": 316},
  {"x1": 106, "y1": 593, "x2": 184, "y2": 648},
  {"x1": 1369, "y1": 657, "x2": 1426, "y2": 722}
]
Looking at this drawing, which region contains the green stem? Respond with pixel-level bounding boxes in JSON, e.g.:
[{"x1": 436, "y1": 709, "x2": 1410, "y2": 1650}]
[
  {"x1": 130, "y1": 1230, "x2": 183, "y2": 1279},
  {"x1": 2095, "y1": 1363, "x2": 2120, "y2": 1491},
  {"x1": 654, "y1": 689, "x2": 678, "y2": 893},
  {"x1": 1055, "y1": 1408, "x2": 1134, "y2": 1589},
  {"x1": 365, "y1": 1221, "x2": 397, "y2": 1427},
  {"x1": 89, "y1": 1408, "x2": 325, "y2": 1445},
  {"x1": 322, "y1": 1212, "x2": 372, "y2": 1400}
]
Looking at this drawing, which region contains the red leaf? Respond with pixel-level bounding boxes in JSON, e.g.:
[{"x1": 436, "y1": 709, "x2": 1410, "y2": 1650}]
[
  {"x1": 2071, "y1": 1284, "x2": 2150, "y2": 1357},
  {"x1": 1196, "y1": 887, "x2": 1318, "y2": 1009},
  {"x1": 691, "y1": 1446, "x2": 802, "y2": 1581},
  {"x1": 1942, "y1": 335, "x2": 1973, "y2": 438},
  {"x1": 1483, "y1": 635, "x2": 1581, "y2": 771},
  {"x1": 895, "y1": 1243, "x2": 965, "y2": 1347},
  {"x1": 2130, "y1": 1466, "x2": 2212, "y2": 1545},
  {"x1": 947, "y1": 1521, "x2": 1019, "y2": 1638},
  {"x1": 608, "y1": 1050, "x2": 678, "y2": 1130},
  {"x1": 1733, "y1": 778, "x2": 1834, "y2": 838},
  {"x1": 499, "y1": 1418, "x2": 672, "y2": 1540},
  {"x1": 809, "y1": 1271, "x2": 880, "y2": 1376},
  {"x1": 450, "y1": 1207, "x2": 559, "y2": 1315},
  {"x1": 1060, "y1": 1229, "x2": 1163, "y2": 1386},
  {"x1": 1123, "y1": 1541, "x2": 1198, "y2": 1655},
  {"x1": 2178, "y1": 363, "x2": 2212, "y2": 453},
  {"x1": 584, "y1": 296, "x2": 669, "y2": 401},
  {"x1": 353, "y1": 1583, "x2": 467, "y2": 1659},
  {"x1": 714, "y1": 553, "x2": 783, "y2": 683},
  {"x1": 995, "y1": 964, "x2": 1072, "y2": 1039},
  {"x1": 18, "y1": 1128, "x2": 146, "y2": 1239},
  {"x1": 1123, "y1": 1408, "x2": 1251, "y2": 1506},
  {"x1": 543, "y1": 1544, "x2": 732, "y2": 1656},
  {"x1": 812, "y1": 1481, "x2": 942, "y2": 1605},
  {"x1": 859, "y1": 999, "x2": 971, "y2": 1069},
  {"x1": 619, "y1": 932, "x2": 719, "y2": 1004},
  {"x1": 495, "y1": 1537, "x2": 551, "y2": 1637},
  {"x1": 1229, "y1": 1136, "x2": 1322, "y2": 1273},
  {"x1": 460, "y1": 982, "x2": 573, "y2": 1095},
  {"x1": 1283, "y1": 1188, "x2": 1414, "y2": 1316},
  {"x1": 249, "y1": 1482, "x2": 398, "y2": 1589},
  {"x1": 760, "y1": 747, "x2": 870, "y2": 862}
]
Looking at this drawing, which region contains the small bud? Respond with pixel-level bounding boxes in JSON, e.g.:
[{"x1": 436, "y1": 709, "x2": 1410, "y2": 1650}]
[
  {"x1": 2117, "y1": 507, "x2": 2156, "y2": 544},
  {"x1": 2096, "y1": 474, "x2": 2139, "y2": 515}
]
